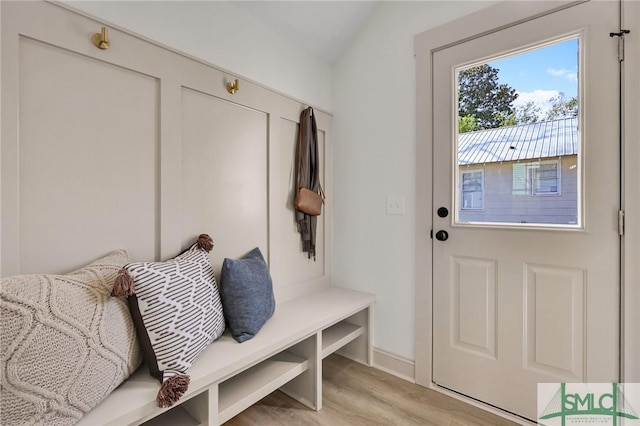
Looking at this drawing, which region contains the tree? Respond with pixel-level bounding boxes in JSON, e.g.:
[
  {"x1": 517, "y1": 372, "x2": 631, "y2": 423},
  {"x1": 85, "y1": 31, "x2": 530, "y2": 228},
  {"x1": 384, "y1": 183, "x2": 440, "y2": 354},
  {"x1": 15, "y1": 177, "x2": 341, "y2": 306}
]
[
  {"x1": 545, "y1": 92, "x2": 578, "y2": 120},
  {"x1": 458, "y1": 64, "x2": 518, "y2": 130},
  {"x1": 515, "y1": 101, "x2": 541, "y2": 124},
  {"x1": 497, "y1": 111, "x2": 516, "y2": 127},
  {"x1": 458, "y1": 115, "x2": 478, "y2": 133}
]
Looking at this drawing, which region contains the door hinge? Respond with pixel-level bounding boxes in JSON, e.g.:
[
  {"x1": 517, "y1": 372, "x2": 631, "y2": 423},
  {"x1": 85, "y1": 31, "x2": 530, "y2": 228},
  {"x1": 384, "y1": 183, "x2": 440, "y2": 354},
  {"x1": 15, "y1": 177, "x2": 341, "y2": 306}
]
[
  {"x1": 618, "y1": 210, "x2": 625, "y2": 236},
  {"x1": 610, "y1": 29, "x2": 630, "y2": 62},
  {"x1": 618, "y1": 36, "x2": 625, "y2": 62}
]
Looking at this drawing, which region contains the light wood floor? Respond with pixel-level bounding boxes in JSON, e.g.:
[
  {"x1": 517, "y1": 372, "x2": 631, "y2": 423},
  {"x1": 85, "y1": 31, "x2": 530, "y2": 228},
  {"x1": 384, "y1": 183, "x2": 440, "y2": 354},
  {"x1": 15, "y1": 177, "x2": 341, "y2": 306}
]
[{"x1": 225, "y1": 354, "x2": 519, "y2": 425}]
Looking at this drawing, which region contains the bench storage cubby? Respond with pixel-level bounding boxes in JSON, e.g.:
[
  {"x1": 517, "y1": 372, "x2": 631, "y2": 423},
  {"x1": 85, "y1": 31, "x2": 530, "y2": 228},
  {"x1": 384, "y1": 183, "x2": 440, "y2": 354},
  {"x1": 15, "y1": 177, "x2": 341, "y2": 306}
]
[{"x1": 78, "y1": 286, "x2": 374, "y2": 426}]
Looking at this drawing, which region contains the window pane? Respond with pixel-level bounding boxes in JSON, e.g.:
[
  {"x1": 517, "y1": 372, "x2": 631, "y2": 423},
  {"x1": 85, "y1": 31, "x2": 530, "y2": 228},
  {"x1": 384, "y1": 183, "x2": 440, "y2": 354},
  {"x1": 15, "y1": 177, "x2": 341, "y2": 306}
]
[
  {"x1": 462, "y1": 191, "x2": 483, "y2": 209},
  {"x1": 456, "y1": 38, "x2": 579, "y2": 226},
  {"x1": 531, "y1": 162, "x2": 560, "y2": 195},
  {"x1": 462, "y1": 172, "x2": 482, "y2": 190},
  {"x1": 461, "y1": 170, "x2": 483, "y2": 210}
]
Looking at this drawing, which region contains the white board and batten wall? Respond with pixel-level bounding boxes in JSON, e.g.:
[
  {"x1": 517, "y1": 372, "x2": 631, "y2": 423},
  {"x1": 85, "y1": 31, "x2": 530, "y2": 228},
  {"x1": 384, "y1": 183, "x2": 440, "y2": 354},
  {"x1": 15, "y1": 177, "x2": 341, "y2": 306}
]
[{"x1": 0, "y1": 0, "x2": 333, "y2": 303}]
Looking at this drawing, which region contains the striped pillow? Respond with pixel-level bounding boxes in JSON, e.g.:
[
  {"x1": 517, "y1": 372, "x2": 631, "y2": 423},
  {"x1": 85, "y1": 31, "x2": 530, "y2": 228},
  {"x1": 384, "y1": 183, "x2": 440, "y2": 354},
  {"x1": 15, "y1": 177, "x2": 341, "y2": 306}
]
[{"x1": 112, "y1": 234, "x2": 225, "y2": 408}]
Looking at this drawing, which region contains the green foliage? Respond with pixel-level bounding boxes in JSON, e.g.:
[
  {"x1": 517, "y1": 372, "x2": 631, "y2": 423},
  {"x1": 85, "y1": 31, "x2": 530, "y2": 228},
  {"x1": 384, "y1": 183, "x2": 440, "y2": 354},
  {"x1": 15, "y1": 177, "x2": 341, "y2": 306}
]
[
  {"x1": 458, "y1": 115, "x2": 478, "y2": 133},
  {"x1": 545, "y1": 92, "x2": 578, "y2": 120},
  {"x1": 458, "y1": 64, "x2": 518, "y2": 130},
  {"x1": 458, "y1": 64, "x2": 578, "y2": 131},
  {"x1": 515, "y1": 101, "x2": 541, "y2": 124},
  {"x1": 497, "y1": 112, "x2": 516, "y2": 127}
]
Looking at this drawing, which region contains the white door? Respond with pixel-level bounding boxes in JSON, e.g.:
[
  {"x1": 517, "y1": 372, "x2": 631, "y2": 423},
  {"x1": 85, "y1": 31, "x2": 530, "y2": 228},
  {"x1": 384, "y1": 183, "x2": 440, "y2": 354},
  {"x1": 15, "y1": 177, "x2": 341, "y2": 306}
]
[{"x1": 432, "y1": 2, "x2": 620, "y2": 421}]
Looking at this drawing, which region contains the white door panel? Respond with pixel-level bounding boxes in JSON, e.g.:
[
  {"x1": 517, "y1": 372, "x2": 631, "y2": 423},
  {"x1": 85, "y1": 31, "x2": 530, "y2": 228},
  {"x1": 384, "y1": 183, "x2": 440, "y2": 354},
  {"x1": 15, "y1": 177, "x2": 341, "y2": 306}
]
[{"x1": 432, "y1": 1, "x2": 619, "y2": 420}]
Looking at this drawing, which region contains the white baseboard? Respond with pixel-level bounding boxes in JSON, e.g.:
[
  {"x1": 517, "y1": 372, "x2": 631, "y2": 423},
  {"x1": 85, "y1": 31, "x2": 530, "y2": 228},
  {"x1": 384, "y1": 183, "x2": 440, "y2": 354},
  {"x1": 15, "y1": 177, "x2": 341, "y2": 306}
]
[{"x1": 372, "y1": 347, "x2": 415, "y2": 383}]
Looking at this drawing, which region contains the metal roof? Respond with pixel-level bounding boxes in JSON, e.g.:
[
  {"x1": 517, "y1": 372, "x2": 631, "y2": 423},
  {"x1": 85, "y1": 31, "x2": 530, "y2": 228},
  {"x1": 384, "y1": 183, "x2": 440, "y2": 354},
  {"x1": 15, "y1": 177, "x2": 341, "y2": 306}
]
[{"x1": 458, "y1": 117, "x2": 578, "y2": 165}]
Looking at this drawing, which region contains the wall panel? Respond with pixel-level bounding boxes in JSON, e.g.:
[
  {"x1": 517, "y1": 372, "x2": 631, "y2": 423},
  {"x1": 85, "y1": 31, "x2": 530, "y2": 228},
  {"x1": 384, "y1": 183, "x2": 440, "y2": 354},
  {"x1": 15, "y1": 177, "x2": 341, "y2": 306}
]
[
  {"x1": 269, "y1": 118, "x2": 325, "y2": 289},
  {"x1": 16, "y1": 37, "x2": 159, "y2": 274},
  {"x1": 181, "y1": 88, "x2": 268, "y2": 277},
  {"x1": 1, "y1": 1, "x2": 332, "y2": 301}
]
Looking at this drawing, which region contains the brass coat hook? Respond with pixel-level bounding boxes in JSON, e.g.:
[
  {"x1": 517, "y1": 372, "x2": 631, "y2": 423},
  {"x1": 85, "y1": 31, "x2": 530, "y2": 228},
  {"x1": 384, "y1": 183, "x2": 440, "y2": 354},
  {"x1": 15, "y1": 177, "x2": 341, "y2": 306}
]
[
  {"x1": 227, "y1": 79, "x2": 239, "y2": 94},
  {"x1": 92, "y1": 27, "x2": 110, "y2": 50}
]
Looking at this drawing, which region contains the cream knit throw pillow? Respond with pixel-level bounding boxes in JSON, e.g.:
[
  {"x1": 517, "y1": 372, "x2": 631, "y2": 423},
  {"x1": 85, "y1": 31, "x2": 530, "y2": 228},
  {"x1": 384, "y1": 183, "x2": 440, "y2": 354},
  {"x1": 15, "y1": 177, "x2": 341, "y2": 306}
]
[{"x1": 0, "y1": 250, "x2": 142, "y2": 426}]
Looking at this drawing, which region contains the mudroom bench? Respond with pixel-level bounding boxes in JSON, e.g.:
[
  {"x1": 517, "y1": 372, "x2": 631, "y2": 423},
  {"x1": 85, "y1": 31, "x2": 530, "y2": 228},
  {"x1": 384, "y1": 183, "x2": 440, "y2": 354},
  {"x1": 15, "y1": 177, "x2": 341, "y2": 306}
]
[{"x1": 78, "y1": 286, "x2": 374, "y2": 426}]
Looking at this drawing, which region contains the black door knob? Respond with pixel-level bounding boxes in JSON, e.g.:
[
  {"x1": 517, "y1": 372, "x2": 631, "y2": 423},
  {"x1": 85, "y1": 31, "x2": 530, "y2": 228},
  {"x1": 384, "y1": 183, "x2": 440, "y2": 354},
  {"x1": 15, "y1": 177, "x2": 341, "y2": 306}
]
[
  {"x1": 437, "y1": 207, "x2": 449, "y2": 218},
  {"x1": 435, "y1": 230, "x2": 449, "y2": 241}
]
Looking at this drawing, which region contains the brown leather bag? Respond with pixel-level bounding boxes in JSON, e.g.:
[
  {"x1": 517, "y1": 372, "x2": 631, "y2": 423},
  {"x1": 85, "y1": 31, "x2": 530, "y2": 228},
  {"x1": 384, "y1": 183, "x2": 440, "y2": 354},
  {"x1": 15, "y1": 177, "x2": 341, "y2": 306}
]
[
  {"x1": 295, "y1": 187, "x2": 323, "y2": 216},
  {"x1": 295, "y1": 107, "x2": 324, "y2": 216}
]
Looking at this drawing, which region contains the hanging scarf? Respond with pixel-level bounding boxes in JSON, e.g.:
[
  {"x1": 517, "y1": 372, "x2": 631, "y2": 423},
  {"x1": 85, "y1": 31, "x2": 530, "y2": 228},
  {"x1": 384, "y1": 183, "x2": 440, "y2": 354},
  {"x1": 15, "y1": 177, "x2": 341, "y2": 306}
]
[{"x1": 295, "y1": 107, "x2": 322, "y2": 259}]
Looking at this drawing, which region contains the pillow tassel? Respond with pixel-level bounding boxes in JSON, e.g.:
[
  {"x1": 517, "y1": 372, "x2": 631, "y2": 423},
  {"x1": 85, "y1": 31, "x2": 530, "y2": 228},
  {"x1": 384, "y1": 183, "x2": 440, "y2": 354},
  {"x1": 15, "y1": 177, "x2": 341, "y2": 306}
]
[
  {"x1": 111, "y1": 269, "x2": 135, "y2": 297},
  {"x1": 197, "y1": 234, "x2": 214, "y2": 252},
  {"x1": 156, "y1": 375, "x2": 190, "y2": 408}
]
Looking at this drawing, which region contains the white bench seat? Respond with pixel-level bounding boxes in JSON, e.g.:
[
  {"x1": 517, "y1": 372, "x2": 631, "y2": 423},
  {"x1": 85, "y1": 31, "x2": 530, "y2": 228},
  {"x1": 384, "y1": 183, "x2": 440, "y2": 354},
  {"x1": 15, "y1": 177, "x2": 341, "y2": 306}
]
[{"x1": 78, "y1": 286, "x2": 375, "y2": 426}]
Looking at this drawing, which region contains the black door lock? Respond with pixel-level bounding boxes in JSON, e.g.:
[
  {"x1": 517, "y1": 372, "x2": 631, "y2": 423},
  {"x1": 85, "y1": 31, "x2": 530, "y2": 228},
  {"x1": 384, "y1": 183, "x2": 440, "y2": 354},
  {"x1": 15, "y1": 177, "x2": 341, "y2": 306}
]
[{"x1": 435, "y1": 230, "x2": 449, "y2": 241}]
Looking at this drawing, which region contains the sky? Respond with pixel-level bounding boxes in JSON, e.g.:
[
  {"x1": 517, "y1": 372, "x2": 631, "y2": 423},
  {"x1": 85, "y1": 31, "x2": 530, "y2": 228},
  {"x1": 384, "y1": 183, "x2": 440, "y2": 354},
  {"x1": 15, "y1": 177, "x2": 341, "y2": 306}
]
[{"x1": 487, "y1": 38, "x2": 579, "y2": 116}]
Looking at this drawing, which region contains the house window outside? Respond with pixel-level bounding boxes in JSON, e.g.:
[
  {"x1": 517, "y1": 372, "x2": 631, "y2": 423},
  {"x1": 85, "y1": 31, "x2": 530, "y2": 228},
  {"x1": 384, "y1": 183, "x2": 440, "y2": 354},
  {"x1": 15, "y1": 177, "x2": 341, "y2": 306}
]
[
  {"x1": 461, "y1": 170, "x2": 484, "y2": 210},
  {"x1": 531, "y1": 160, "x2": 561, "y2": 196}
]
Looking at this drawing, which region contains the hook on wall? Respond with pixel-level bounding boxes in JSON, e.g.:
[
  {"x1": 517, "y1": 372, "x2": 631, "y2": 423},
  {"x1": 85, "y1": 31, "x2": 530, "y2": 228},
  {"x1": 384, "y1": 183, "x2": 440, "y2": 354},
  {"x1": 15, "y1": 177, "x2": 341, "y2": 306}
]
[
  {"x1": 227, "y1": 79, "x2": 240, "y2": 94},
  {"x1": 92, "y1": 27, "x2": 110, "y2": 50}
]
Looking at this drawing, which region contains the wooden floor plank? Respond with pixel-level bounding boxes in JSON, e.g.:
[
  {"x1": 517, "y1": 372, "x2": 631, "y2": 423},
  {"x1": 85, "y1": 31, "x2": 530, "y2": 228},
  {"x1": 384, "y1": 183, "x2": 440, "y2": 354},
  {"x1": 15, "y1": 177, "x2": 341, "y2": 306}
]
[{"x1": 224, "y1": 354, "x2": 519, "y2": 425}]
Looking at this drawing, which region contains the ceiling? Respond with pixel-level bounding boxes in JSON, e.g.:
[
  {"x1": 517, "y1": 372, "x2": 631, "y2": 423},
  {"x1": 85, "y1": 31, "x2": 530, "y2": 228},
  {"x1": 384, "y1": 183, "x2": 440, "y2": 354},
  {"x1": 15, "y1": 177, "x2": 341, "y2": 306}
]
[{"x1": 229, "y1": 1, "x2": 378, "y2": 63}]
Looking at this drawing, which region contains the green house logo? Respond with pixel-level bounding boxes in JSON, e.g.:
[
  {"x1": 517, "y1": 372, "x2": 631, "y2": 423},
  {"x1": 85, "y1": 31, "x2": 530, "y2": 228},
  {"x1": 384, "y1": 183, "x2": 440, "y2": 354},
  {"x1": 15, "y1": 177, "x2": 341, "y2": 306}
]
[{"x1": 538, "y1": 383, "x2": 640, "y2": 426}]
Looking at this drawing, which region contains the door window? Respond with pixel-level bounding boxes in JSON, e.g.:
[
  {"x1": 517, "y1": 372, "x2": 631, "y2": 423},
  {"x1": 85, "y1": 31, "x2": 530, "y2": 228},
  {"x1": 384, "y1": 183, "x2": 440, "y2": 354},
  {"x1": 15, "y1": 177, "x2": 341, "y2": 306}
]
[{"x1": 455, "y1": 38, "x2": 580, "y2": 227}]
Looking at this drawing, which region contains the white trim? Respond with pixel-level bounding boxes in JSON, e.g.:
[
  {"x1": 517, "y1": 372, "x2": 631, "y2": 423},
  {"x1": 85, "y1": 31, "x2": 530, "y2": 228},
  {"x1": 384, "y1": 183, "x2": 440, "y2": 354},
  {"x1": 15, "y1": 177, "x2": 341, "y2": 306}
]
[
  {"x1": 622, "y1": 0, "x2": 640, "y2": 383},
  {"x1": 372, "y1": 347, "x2": 415, "y2": 383}
]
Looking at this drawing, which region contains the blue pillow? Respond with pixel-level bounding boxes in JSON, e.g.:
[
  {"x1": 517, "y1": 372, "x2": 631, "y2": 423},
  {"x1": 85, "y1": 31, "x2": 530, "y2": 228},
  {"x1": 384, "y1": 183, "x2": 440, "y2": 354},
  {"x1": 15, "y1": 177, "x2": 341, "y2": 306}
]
[{"x1": 219, "y1": 248, "x2": 275, "y2": 343}]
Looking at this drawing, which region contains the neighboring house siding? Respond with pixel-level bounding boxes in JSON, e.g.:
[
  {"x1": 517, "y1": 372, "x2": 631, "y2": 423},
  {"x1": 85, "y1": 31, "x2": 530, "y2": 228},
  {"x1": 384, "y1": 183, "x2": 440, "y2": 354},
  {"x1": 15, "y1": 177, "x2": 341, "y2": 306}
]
[{"x1": 458, "y1": 155, "x2": 578, "y2": 224}]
